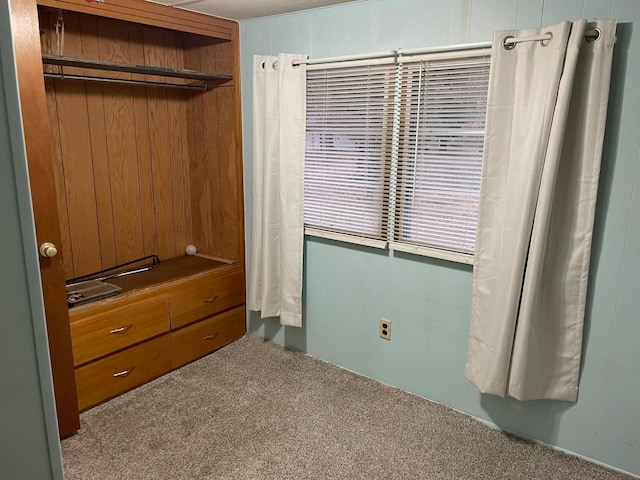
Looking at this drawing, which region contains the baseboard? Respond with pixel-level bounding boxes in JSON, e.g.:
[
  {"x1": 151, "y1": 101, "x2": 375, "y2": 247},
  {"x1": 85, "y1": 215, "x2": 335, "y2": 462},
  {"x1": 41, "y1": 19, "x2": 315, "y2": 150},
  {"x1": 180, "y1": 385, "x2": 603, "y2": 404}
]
[{"x1": 470, "y1": 416, "x2": 639, "y2": 479}]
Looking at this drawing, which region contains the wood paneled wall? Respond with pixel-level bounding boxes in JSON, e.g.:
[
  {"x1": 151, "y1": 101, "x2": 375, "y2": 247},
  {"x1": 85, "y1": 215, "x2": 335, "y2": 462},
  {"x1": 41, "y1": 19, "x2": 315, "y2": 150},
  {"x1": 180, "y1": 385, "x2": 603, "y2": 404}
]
[{"x1": 39, "y1": 8, "x2": 242, "y2": 280}]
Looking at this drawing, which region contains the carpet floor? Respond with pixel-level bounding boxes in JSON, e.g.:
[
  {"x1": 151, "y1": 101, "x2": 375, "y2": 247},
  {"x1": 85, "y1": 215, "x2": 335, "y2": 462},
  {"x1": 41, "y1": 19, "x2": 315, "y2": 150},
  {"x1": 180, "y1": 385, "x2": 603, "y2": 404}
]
[{"x1": 62, "y1": 335, "x2": 632, "y2": 479}]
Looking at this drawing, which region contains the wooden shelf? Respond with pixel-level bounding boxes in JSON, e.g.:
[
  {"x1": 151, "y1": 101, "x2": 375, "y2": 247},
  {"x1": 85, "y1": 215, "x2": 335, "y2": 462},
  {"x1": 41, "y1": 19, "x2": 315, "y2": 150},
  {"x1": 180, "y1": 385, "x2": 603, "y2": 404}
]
[
  {"x1": 37, "y1": 0, "x2": 237, "y2": 39},
  {"x1": 42, "y1": 54, "x2": 232, "y2": 89}
]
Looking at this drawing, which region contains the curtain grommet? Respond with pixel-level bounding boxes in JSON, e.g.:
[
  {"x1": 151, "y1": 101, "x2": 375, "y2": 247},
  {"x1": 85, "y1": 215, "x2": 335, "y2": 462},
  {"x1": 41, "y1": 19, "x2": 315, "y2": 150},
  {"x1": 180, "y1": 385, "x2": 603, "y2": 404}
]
[
  {"x1": 586, "y1": 27, "x2": 601, "y2": 43},
  {"x1": 502, "y1": 36, "x2": 516, "y2": 50},
  {"x1": 540, "y1": 32, "x2": 553, "y2": 47}
]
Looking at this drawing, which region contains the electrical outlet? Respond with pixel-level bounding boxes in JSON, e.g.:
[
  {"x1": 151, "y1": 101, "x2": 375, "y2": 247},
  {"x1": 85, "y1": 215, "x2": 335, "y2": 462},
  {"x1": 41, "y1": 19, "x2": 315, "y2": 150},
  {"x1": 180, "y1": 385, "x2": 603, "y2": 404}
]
[{"x1": 379, "y1": 318, "x2": 391, "y2": 340}]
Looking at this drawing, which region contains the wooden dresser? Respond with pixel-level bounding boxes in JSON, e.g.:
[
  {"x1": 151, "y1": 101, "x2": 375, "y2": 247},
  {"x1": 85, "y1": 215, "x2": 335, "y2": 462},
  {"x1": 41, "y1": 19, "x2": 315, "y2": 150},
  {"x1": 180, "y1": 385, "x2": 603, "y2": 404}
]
[{"x1": 69, "y1": 256, "x2": 245, "y2": 411}]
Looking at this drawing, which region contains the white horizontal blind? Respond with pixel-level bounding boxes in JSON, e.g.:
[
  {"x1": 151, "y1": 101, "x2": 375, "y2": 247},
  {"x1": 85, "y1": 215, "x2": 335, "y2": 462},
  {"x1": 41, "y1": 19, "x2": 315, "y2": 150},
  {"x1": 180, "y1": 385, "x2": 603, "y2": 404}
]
[
  {"x1": 394, "y1": 55, "x2": 490, "y2": 254},
  {"x1": 304, "y1": 63, "x2": 396, "y2": 241}
]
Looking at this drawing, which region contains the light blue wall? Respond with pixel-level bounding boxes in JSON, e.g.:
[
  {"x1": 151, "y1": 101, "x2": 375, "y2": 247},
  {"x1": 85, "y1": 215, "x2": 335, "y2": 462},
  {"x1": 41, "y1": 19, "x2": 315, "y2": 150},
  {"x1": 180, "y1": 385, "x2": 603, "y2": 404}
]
[
  {"x1": 240, "y1": 0, "x2": 640, "y2": 476},
  {"x1": 0, "y1": 0, "x2": 65, "y2": 478}
]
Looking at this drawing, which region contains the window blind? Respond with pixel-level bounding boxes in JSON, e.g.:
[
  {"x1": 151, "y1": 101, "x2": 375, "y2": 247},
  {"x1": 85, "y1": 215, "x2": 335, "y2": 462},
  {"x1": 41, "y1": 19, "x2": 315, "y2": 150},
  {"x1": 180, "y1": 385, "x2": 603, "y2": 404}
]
[
  {"x1": 304, "y1": 63, "x2": 396, "y2": 242},
  {"x1": 393, "y1": 55, "x2": 490, "y2": 254}
]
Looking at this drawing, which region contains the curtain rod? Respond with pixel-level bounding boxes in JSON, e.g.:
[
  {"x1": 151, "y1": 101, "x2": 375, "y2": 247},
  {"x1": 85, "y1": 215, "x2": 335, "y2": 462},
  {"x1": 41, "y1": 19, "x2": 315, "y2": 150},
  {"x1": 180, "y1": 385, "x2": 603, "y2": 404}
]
[
  {"x1": 502, "y1": 27, "x2": 601, "y2": 48},
  {"x1": 292, "y1": 27, "x2": 603, "y2": 67},
  {"x1": 292, "y1": 42, "x2": 491, "y2": 67}
]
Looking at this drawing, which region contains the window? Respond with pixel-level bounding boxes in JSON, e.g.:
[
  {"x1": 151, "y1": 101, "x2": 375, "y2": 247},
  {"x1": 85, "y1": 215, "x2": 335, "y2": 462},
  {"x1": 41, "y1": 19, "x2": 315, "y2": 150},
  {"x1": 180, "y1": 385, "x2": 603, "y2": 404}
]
[
  {"x1": 304, "y1": 63, "x2": 396, "y2": 244},
  {"x1": 304, "y1": 50, "x2": 491, "y2": 261},
  {"x1": 393, "y1": 56, "x2": 490, "y2": 256}
]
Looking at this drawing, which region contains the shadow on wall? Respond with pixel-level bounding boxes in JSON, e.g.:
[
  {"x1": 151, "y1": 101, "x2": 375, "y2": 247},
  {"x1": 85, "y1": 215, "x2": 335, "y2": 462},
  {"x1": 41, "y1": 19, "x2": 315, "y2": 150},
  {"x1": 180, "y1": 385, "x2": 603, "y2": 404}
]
[
  {"x1": 581, "y1": 22, "x2": 631, "y2": 379},
  {"x1": 480, "y1": 395, "x2": 573, "y2": 445},
  {"x1": 248, "y1": 310, "x2": 308, "y2": 353}
]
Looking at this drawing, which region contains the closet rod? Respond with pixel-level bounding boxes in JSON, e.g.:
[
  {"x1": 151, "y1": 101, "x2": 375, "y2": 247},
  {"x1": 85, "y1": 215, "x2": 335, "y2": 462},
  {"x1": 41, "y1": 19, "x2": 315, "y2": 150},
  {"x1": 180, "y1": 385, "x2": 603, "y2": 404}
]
[
  {"x1": 44, "y1": 72, "x2": 207, "y2": 91},
  {"x1": 42, "y1": 54, "x2": 232, "y2": 82}
]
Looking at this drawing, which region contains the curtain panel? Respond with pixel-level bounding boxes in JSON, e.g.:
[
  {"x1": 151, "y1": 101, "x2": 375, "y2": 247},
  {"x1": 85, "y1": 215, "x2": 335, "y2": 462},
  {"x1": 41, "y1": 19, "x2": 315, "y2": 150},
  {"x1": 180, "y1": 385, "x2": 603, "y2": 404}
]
[
  {"x1": 248, "y1": 54, "x2": 307, "y2": 327},
  {"x1": 466, "y1": 20, "x2": 616, "y2": 401}
]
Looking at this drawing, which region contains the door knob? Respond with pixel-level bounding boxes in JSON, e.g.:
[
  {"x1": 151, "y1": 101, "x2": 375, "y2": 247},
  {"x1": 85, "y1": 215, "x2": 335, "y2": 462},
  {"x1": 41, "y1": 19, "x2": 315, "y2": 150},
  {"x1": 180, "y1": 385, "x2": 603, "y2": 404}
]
[{"x1": 39, "y1": 242, "x2": 58, "y2": 258}]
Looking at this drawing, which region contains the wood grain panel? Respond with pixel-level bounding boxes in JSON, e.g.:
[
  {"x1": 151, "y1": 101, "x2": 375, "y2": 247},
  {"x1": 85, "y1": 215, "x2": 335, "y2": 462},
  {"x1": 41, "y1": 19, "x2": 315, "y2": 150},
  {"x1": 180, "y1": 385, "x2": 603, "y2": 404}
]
[
  {"x1": 97, "y1": 17, "x2": 145, "y2": 266},
  {"x1": 184, "y1": 39, "x2": 210, "y2": 254},
  {"x1": 39, "y1": 8, "x2": 83, "y2": 75},
  {"x1": 165, "y1": 32, "x2": 191, "y2": 255},
  {"x1": 230, "y1": 23, "x2": 245, "y2": 266},
  {"x1": 45, "y1": 81, "x2": 74, "y2": 279},
  {"x1": 201, "y1": 38, "x2": 223, "y2": 256},
  {"x1": 127, "y1": 24, "x2": 156, "y2": 259},
  {"x1": 57, "y1": 11, "x2": 84, "y2": 75},
  {"x1": 37, "y1": 0, "x2": 235, "y2": 39},
  {"x1": 169, "y1": 267, "x2": 244, "y2": 329},
  {"x1": 41, "y1": 10, "x2": 75, "y2": 277},
  {"x1": 171, "y1": 306, "x2": 245, "y2": 369},
  {"x1": 70, "y1": 293, "x2": 169, "y2": 365},
  {"x1": 185, "y1": 87, "x2": 204, "y2": 251},
  {"x1": 216, "y1": 85, "x2": 242, "y2": 261},
  {"x1": 52, "y1": 11, "x2": 102, "y2": 278},
  {"x1": 81, "y1": 15, "x2": 118, "y2": 272},
  {"x1": 213, "y1": 38, "x2": 234, "y2": 78},
  {"x1": 75, "y1": 333, "x2": 171, "y2": 411},
  {"x1": 39, "y1": 6, "x2": 243, "y2": 277},
  {"x1": 143, "y1": 25, "x2": 176, "y2": 261},
  {"x1": 38, "y1": 8, "x2": 57, "y2": 73},
  {"x1": 54, "y1": 81, "x2": 103, "y2": 277}
]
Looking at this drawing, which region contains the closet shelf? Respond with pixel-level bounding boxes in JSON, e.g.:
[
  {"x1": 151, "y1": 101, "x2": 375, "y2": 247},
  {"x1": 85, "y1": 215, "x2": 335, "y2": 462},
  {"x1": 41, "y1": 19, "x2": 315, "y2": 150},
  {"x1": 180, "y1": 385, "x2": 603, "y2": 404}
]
[{"x1": 42, "y1": 54, "x2": 232, "y2": 90}]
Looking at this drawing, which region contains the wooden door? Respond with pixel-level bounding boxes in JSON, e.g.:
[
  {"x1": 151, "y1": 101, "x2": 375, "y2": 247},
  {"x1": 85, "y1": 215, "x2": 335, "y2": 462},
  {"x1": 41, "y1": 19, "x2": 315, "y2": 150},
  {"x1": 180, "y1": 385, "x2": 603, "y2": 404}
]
[{"x1": 9, "y1": 0, "x2": 80, "y2": 437}]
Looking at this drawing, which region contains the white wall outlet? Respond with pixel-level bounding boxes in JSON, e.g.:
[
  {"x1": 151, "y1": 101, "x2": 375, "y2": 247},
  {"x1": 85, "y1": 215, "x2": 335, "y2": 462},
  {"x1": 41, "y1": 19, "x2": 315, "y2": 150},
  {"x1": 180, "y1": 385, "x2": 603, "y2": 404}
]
[{"x1": 379, "y1": 318, "x2": 391, "y2": 340}]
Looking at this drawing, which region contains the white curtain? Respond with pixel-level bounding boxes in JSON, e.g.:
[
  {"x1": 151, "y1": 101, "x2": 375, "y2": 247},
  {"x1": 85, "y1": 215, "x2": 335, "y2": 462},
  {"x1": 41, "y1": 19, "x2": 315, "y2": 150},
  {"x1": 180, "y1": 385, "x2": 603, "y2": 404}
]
[
  {"x1": 466, "y1": 20, "x2": 616, "y2": 401},
  {"x1": 248, "y1": 53, "x2": 307, "y2": 327}
]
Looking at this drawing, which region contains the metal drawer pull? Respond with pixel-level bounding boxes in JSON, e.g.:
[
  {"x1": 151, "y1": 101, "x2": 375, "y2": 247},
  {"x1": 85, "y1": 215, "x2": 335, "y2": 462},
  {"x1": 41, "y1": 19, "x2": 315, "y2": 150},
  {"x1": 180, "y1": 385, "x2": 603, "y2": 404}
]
[
  {"x1": 110, "y1": 324, "x2": 133, "y2": 334},
  {"x1": 113, "y1": 366, "x2": 136, "y2": 378},
  {"x1": 202, "y1": 332, "x2": 219, "y2": 341},
  {"x1": 203, "y1": 296, "x2": 219, "y2": 304}
]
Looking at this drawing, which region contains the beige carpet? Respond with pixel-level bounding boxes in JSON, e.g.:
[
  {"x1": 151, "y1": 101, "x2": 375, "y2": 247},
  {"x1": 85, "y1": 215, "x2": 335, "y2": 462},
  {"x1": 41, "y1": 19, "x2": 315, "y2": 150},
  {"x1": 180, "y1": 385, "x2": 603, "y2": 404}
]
[{"x1": 62, "y1": 335, "x2": 631, "y2": 479}]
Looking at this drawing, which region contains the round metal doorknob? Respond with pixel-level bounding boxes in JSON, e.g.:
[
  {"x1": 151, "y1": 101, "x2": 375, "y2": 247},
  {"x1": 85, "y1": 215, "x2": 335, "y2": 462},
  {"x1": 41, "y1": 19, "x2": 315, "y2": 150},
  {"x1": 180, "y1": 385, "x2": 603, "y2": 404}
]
[{"x1": 39, "y1": 242, "x2": 58, "y2": 258}]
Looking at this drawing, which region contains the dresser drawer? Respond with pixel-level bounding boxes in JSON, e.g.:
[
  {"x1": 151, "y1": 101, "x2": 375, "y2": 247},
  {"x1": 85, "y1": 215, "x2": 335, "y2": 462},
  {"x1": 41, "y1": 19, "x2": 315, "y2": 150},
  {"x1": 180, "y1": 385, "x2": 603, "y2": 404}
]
[
  {"x1": 171, "y1": 306, "x2": 245, "y2": 369},
  {"x1": 75, "y1": 334, "x2": 172, "y2": 411},
  {"x1": 169, "y1": 268, "x2": 244, "y2": 329},
  {"x1": 70, "y1": 294, "x2": 169, "y2": 366}
]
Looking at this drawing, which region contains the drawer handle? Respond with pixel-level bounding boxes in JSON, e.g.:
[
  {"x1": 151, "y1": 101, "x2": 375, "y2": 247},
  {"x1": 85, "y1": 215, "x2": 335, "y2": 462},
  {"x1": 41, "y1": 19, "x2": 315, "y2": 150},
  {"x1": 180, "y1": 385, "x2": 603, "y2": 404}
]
[
  {"x1": 113, "y1": 366, "x2": 136, "y2": 378},
  {"x1": 110, "y1": 324, "x2": 133, "y2": 334},
  {"x1": 202, "y1": 332, "x2": 219, "y2": 341},
  {"x1": 203, "y1": 296, "x2": 219, "y2": 304}
]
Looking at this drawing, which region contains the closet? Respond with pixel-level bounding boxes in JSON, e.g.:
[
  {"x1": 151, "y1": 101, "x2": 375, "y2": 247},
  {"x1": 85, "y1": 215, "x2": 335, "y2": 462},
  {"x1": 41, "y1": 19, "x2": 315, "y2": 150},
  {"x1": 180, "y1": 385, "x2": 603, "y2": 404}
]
[{"x1": 10, "y1": 0, "x2": 245, "y2": 436}]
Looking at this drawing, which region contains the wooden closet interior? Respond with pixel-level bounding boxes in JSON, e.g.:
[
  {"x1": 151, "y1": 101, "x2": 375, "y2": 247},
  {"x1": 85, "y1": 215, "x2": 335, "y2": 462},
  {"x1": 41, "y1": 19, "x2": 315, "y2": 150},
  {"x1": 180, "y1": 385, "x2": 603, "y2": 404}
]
[
  {"x1": 16, "y1": 0, "x2": 246, "y2": 435},
  {"x1": 39, "y1": 6, "x2": 242, "y2": 278}
]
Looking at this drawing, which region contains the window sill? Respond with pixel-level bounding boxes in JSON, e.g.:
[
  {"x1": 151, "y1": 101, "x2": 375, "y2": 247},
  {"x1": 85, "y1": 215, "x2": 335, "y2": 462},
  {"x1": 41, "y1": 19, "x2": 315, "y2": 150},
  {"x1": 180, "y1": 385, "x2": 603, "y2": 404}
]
[
  {"x1": 389, "y1": 242, "x2": 474, "y2": 265},
  {"x1": 304, "y1": 227, "x2": 387, "y2": 249},
  {"x1": 304, "y1": 228, "x2": 474, "y2": 266}
]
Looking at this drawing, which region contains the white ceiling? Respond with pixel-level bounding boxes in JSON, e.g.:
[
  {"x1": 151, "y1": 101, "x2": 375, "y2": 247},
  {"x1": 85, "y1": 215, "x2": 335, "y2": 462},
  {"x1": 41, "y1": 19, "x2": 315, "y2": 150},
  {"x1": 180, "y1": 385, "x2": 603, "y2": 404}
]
[{"x1": 151, "y1": 0, "x2": 358, "y2": 20}]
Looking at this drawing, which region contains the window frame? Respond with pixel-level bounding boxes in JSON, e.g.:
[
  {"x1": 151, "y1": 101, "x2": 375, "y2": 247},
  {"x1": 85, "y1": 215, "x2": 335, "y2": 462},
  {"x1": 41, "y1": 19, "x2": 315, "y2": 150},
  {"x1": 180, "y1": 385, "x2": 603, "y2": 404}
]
[
  {"x1": 390, "y1": 51, "x2": 491, "y2": 264},
  {"x1": 302, "y1": 48, "x2": 491, "y2": 265}
]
